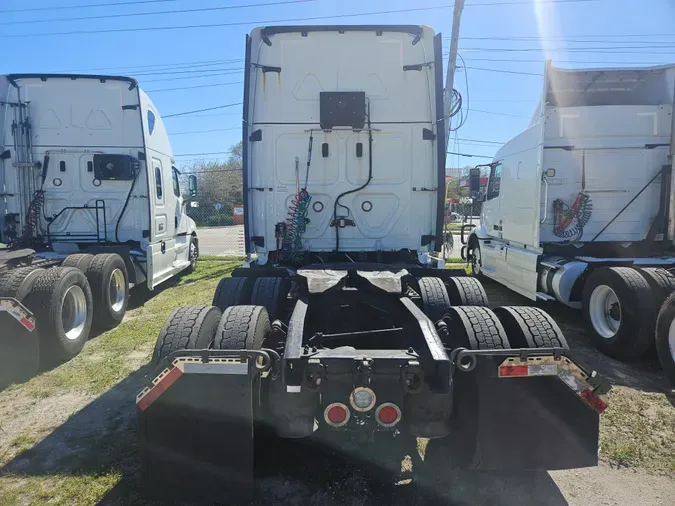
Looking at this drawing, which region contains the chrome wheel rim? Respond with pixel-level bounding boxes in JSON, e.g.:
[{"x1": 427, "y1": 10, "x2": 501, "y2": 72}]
[
  {"x1": 589, "y1": 285, "x2": 621, "y2": 339},
  {"x1": 62, "y1": 285, "x2": 87, "y2": 341},
  {"x1": 668, "y1": 319, "x2": 675, "y2": 362},
  {"x1": 472, "y1": 247, "x2": 482, "y2": 275},
  {"x1": 189, "y1": 242, "x2": 197, "y2": 265},
  {"x1": 109, "y1": 268, "x2": 126, "y2": 312}
]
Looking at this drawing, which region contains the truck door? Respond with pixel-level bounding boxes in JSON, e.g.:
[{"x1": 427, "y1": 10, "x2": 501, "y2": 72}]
[
  {"x1": 149, "y1": 157, "x2": 172, "y2": 283},
  {"x1": 482, "y1": 163, "x2": 503, "y2": 238},
  {"x1": 172, "y1": 166, "x2": 191, "y2": 265},
  {"x1": 480, "y1": 163, "x2": 507, "y2": 275}
]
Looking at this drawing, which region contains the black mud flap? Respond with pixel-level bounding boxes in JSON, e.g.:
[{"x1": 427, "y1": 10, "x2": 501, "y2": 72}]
[
  {"x1": 138, "y1": 356, "x2": 262, "y2": 502},
  {"x1": 450, "y1": 353, "x2": 603, "y2": 471},
  {"x1": 0, "y1": 298, "x2": 39, "y2": 389}
]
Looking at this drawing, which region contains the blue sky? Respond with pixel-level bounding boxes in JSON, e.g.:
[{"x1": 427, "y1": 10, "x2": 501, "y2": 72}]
[{"x1": 3, "y1": 0, "x2": 675, "y2": 170}]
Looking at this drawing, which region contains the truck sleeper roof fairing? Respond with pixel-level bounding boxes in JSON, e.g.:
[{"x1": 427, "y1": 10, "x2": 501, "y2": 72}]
[
  {"x1": 6, "y1": 73, "x2": 138, "y2": 89},
  {"x1": 244, "y1": 25, "x2": 446, "y2": 261}
]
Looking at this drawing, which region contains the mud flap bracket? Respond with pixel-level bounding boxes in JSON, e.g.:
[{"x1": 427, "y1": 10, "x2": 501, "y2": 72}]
[{"x1": 138, "y1": 349, "x2": 275, "y2": 501}]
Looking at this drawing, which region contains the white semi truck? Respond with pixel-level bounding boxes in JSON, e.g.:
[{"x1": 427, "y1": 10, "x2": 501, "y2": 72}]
[
  {"x1": 464, "y1": 62, "x2": 675, "y2": 382},
  {"x1": 138, "y1": 26, "x2": 609, "y2": 502},
  {"x1": 0, "y1": 74, "x2": 198, "y2": 386}
]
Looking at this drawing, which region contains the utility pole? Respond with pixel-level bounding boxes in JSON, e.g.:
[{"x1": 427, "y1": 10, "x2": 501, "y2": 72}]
[{"x1": 443, "y1": 0, "x2": 465, "y2": 147}]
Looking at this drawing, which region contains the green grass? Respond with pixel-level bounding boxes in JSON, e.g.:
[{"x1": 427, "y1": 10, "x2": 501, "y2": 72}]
[
  {"x1": 14, "y1": 258, "x2": 242, "y2": 398},
  {"x1": 599, "y1": 387, "x2": 675, "y2": 475}
]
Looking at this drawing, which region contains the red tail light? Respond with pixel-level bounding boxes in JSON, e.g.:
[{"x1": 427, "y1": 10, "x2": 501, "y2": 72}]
[
  {"x1": 324, "y1": 403, "x2": 350, "y2": 427},
  {"x1": 375, "y1": 403, "x2": 401, "y2": 427}
]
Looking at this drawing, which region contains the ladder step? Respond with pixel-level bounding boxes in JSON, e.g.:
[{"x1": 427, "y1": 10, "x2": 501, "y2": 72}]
[
  {"x1": 540, "y1": 261, "x2": 560, "y2": 269},
  {"x1": 535, "y1": 292, "x2": 556, "y2": 301}
]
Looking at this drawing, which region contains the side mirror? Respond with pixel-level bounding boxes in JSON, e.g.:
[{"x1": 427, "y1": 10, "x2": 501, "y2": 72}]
[
  {"x1": 188, "y1": 174, "x2": 198, "y2": 197},
  {"x1": 468, "y1": 168, "x2": 481, "y2": 198}
]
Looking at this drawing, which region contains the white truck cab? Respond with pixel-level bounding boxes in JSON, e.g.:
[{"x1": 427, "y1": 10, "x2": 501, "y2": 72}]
[
  {"x1": 0, "y1": 74, "x2": 198, "y2": 289},
  {"x1": 243, "y1": 25, "x2": 447, "y2": 265},
  {"x1": 466, "y1": 62, "x2": 675, "y2": 361}
]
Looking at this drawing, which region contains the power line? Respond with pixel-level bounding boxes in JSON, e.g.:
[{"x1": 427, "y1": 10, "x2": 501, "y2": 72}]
[
  {"x1": 457, "y1": 137, "x2": 504, "y2": 145},
  {"x1": 140, "y1": 71, "x2": 243, "y2": 84},
  {"x1": 447, "y1": 151, "x2": 493, "y2": 159},
  {"x1": 462, "y1": 57, "x2": 672, "y2": 65},
  {"x1": 170, "y1": 127, "x2": 242, "y2": 136},
  {"x1": 0, "y1": 5, "x2": 458, "y2": 38},
  {"x1": 462, "y1": 66, "x2": 543, "y2": 76},
  {"x1": 8, "y1": 0, "x2": 315, "y2": 26},
  {"x1": 132, "y1": 66, "x2": 242, "y2": 77},
  {"x1": 174, "y1": 151, "x2": 234, "y2": 157},
  {"x1": 146, "y1": 81, "x2": 244, "y2": 93},
  {"x1": 181, "y1": 168, "x2": 243, "y2": 173},
  {"x1": 0, "y1": 0, "x2": 177, "y2": 14},
  {"x1": 163, "y1": 102, "x2": 243, "y2": 119},
  {"x1": 471, "y1": 108, "x2": 530, "y2": 119}
]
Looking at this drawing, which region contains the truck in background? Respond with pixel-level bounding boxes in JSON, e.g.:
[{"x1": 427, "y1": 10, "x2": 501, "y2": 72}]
[
  {"x1": 463, "y1": 62, "x2": 675, "y2": 383},
  {"x1": 0, "y1": 74, "x2": 198, "y2": 383}
]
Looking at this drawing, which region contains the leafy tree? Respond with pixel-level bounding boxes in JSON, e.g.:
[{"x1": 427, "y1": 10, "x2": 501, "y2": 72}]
[{"x1": 179, "y1": 142, "x2": 243, "y2": 227}]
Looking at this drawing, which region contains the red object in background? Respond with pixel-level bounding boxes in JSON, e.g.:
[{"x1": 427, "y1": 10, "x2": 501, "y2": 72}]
[{"x1": 233, "y1": 205, "x2": 244, "y2": 225}]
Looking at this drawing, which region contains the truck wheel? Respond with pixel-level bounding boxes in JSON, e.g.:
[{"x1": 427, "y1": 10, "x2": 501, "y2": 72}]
[
  {"x1": 152, "y1": 305, "x2": 221, "y2": 363},
  {"x1": 250, "y1": 277, "x2": 288, "y2": 321},
  {"x1": 24, "y1": 267, "x2": 94, "y2": 362},
  {"x1": 655, "y1": 293, "x2": 675, "y2": 386},
  {"x1": 443, "y1": 306, "x2": 511, "y2": 350},
  {"x1": 85, "y1": 253, "x2": 129, "y2": 330},
  {"x1": 184, "y1": 236, "x2": 198, "y2": 274},
  {"x1": 637, "y1": 268, "x2": 675, "y2": 307},
  {"x1": 493, "y1": 306, "x2": 569, "y2": 349},
  {"x1": 0, "y1": 267, "x2": 43, "y2": 387},
  {"x1": 469, "y1": 240, "x2": 483, "y2": 278},
  {"x1": 445, "y1": 277, "x2": 489, "y2": 307},
  {"x1": 214, "y1": 305, "x2": 270, "y2": 351},
  {"x1": 0, "y1": 266, "x2": 45, "y2": 301},
  {"x1": 582, "y1": 267, "x2": 655, "y2": 360},
  {"x1": 425, "y1": 306, "x2": 511, "y2": 472},
  {"x1": 62, "y1": 253, "x2": 95, "y2": 272},
  {"x1": 212, "y1": 277, "x2": 252, "y2": 312},
  {"x1": 418, "y1": 277, "x2": 451, "y2": 322}
]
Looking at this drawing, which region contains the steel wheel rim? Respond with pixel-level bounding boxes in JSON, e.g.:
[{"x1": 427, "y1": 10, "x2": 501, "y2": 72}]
[
  {"x1": 109, "y1": 268, "x2": 126, "y2": 312},
  {"x1": 589, "y1": 285, "x2": 621, "y2": 339},
  {"x1": 62, "y1": 285, "x2": 87, "y2": 341},
  {"x1": 668, "y1": 318, "x2": 675, "y2": 362}
]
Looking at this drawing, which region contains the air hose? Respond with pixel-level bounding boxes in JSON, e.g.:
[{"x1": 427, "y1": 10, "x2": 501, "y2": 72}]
[
  {"x1": 280, "y1": 134, "x2": 313, "y2": 260},
  {"x1": 552, "y1": 192, "x2": 593, "y2": 241}
]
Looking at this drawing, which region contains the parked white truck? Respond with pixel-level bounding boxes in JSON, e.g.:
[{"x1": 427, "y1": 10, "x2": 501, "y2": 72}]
[
  {"x1": 0, "y1": 74, "x2": 198, "y2": 385},
  {"x1": 464, "y1": 62, "x2": 675, "y2": 381}
]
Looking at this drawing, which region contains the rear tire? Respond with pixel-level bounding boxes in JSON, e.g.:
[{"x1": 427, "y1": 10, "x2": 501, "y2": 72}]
[
  {"x1": 152, "y1": 305, "x2": 221, "y2": 363},
  {"x1": 85, "y1": 253, "x2": 129, "y2": 331},
  {"x1": 214, "y1": 305, "x2": 270, "y2": 351},
  {"x1": 637, "y1": 267, "x2": 675, "y2": 308},
  {"x1": 493, "y1": 306, "x2": 569, "y2": 349},
  {"x1": 655, "y1": 293, "x2": 675, "y2": 386},
  {"x1": 445, "y1": 277, "x2": 489, "y2": 307},
  {"x1": 24, "y1": 267, "x2": 94, "y2": 362},
  {"x1": 418, "y1": 277, "x2": 451, "y2": 321},
  {"x1": 0, "y1": 266, "x2": 45, "y2": 301},
  {"x1": 250, "y1": 277, "x2": 288, "y2": 321},
  {"x1": 426, "y1": 306, "x2": 510, "y2": 473},
  {"x1": 443, "y1": 306, "x2": 511, "y2": 350},
  {"x1": 62, "y1": 253, "x2": 95, "y2": 272},
  {"x1": 212, "y1": 277, "x2": 253, "y2": 312},
  {"x1": 582, "y1": 267, "x2": 655, "y2": 360}
]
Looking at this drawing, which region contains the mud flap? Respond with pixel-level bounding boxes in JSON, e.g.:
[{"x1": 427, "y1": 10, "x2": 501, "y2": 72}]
[
  {"x1": 451, "y1": 355, "x2": 601, "y2": 470},
  {"x1": 138, "y1": 357, "x2": 258, "y2": 502},
  {"x1": 0, "y1": 298, "x2": 38, "y2": 389}
]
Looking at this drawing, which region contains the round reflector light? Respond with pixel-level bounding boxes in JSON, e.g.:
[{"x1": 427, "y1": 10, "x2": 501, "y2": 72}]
[
  {"x1": 376, "y1": 403, "x2": 401, "y2": 427},
  {"x1": 350, "y1": 387, "x2": 376, "y2": 412},
  {"x1": 324, "y1": 403, "x2": 350, "y2": 427}
]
